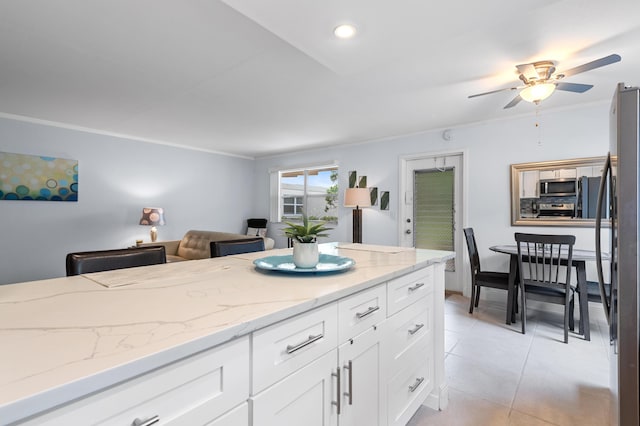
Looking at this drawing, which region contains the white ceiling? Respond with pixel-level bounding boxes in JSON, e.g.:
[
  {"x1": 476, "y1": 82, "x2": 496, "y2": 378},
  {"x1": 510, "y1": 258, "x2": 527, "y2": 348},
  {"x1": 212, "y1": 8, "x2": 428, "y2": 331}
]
[{"x1": 1, "y1": 0, "x2": 639, "y2": 158}]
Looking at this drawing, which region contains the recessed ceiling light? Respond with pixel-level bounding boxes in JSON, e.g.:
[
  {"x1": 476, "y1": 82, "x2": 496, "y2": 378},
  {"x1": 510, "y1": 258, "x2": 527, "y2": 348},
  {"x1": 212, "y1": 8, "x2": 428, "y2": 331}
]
[{"x1": 334, "y1": 24, "x2": 356, "y2": 39}]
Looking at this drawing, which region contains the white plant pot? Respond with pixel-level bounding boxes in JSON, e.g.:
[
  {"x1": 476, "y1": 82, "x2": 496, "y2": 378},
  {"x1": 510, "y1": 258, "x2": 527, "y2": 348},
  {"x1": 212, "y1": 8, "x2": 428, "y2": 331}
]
[{"x1": 292, "y1": 241, "x2": 319, "y2": 268}]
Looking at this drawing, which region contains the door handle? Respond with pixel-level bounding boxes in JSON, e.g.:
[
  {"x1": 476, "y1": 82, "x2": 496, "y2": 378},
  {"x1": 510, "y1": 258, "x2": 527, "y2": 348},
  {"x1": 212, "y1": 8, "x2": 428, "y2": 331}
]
[
  {"x1": 286, "y1": 334, "x2": 323, "y2": 354},
  {"x1": 132, "y1": 416, "x2": 159, "y2": 426},
  {"x1": 595, "y1": 153, "x2": 611, "y2": 323},
  {"x1": 408, "y1": 377, "x2": 425, "y2": 393},
  {"x1": 355, "y1": 306, "x2": 380, "y2": 319},
  {"x1": 332, "y1": 367, "x2": 341, "y2": 414},
  {"x1": 408, "y1": 323, "x2": 424, "y2": 335},
  {"x1": 344, "y1": 360, "x2": 353, "y2": 405}
]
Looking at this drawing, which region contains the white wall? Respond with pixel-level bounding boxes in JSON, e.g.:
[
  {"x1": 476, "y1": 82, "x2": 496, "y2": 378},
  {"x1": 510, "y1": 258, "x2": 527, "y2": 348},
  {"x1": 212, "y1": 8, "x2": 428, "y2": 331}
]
[
  {"x1": 1, "y1": 102, "x2": 612, "y2": 286},
  {"x1": 0, "y1": 118, "x2": 255, "y2": 284},
  {"x1": 253, "y1": 102, "x2": 612, "y2": 289}
]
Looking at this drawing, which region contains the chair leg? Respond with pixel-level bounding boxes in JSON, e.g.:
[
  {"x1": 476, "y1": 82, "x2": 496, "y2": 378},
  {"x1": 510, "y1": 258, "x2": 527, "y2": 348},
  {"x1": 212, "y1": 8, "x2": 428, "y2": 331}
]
[
  {"x1": 520, "y1": 283, "x2": 526, "y2": 335},
  {"x1": 474, "y1": 286, "x2": 481, "y2": 308},
  {"x1": 569, "y1": 298, "x2": 575, "y2": 332},
  {"x1": 469, "y1": 284, "x2": 476, "y2": 314}
]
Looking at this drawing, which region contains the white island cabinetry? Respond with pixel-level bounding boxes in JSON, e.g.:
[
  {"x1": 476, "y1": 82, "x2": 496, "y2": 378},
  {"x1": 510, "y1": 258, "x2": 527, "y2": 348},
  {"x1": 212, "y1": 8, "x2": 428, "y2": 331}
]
[{"x1": 0, "y1": 244, "x2": 452, "y2": 426}]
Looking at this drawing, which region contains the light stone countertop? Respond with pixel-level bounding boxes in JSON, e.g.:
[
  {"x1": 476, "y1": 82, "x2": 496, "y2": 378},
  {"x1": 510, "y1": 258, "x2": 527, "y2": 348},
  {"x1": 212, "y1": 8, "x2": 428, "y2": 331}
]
[{"x1": 0, "y1": 243, "x2": 454, "y2": 424}]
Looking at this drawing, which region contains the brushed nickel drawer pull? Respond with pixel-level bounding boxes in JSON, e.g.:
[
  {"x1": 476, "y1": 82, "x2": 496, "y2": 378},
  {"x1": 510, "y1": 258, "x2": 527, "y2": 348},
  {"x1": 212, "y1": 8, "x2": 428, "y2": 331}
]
[
  {"x1": 355, "y1": 306, "x2": 380, "y2": 319},
  {"x1": 286, "y1": 333, "x2": 323, "y2": 354},
  {"x1": 408, "y1": 282, "x2": 425, "y2": 292},
  {"x1": 344, "y1": 360, "x2": 353, "y2": 405},
  {"x1": 408, "y1": 377, "x2": 425, "y2": 393},
  {"x1": 132, "y1": 416, "x2": 159, "y2": 426},
  {"x1": 332, "y1": 367, "x2": 341, "y2": 414},
  {"x1": 408, "y1": 323, "x2": 424, "y2": 335}
]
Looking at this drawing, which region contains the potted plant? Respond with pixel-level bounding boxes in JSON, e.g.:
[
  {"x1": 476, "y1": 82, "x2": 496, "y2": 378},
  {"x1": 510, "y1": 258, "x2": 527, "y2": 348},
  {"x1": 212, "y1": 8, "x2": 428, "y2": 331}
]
[{"x1": 283, "y1": 214, "x2": 333, "y2": 268}]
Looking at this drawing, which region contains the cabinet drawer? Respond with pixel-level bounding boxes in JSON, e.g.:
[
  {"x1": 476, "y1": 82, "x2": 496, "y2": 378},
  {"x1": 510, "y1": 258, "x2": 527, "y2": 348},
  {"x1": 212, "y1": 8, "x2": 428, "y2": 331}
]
[
  {"x1": 387, "y1": 267, "x2": 433, "y2": 316},
  {"x1": 338, "y1": 284, "x2": 386, "y2": 342},
  {"x1": 386, "y1": 292, "x2": 433, "y2": 374},
  {"x1": 253, "y1": 302, "x2": 338, "y2": 394},
  {"x1": 387, "y1": 351, "x2": 434, "y2": 426},
  {"x1": 21, "y1": 336, "x2": 250, "y2": 426}
]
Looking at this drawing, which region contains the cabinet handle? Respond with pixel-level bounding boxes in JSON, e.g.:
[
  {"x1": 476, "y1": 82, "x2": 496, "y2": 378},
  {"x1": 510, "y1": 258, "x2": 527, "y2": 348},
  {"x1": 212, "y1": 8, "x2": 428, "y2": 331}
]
[
  {"x1": 332, "y1": 367, "x2": 341, "y2": 415},
  {"x1": 408, "y1": 323, "x2": 424, "y2": 335},
  {"x1": 355, "y1": 306, "x2": 379, "y2": 319},
  {"x1": 344, "y1": 360, "x2": 353, "y2": 405},
  {"x1": 286, "y1": 333, "x2": 323, "y2": 354},
  {"x1": 132, "y1": 416, "x2": 159, "y2": 426},
  {"x1": 408, "y1": 377, "x2": 425, "y2": 393},
  {"x1": 408, "y1": 282, "x2": 424, "y2": 292}
]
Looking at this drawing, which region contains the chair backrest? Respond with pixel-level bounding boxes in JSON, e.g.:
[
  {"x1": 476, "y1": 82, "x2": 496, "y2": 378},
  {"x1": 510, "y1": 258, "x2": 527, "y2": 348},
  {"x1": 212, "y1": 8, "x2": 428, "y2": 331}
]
[
  {"x1": 463, "y1": 228, "x2": 481, "y2": 276},
  {"x1": 210, "y1": 238, "x2": 265, "y2": 258},
  {"x1": 66, "y1": 246, "x2": 166, "y2": 276},
  {"x1": 514, "y1": 233, "x2": 576, "y2": 290},
  {"x1": 247, "y1": 218, "x2": 268, "y2": 237}
]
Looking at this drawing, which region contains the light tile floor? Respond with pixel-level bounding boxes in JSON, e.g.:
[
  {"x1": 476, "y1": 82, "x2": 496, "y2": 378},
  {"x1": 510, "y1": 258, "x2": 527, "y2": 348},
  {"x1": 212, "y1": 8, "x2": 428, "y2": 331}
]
[{"x1": 408, "y1": 294, "x2": 612, "y2": 426}]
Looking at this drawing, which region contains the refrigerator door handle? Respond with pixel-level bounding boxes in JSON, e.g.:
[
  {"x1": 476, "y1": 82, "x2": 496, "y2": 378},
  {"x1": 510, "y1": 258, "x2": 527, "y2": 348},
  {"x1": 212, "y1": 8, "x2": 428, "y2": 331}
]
[{"x1": 595, "y1": 153, "x2": 611, "y2": 323}]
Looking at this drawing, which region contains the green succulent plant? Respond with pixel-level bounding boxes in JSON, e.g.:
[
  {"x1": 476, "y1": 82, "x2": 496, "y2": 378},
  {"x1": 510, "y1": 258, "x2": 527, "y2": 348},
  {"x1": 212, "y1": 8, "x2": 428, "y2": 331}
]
[{"x1": 283, "y1": 214, "x2": 333, "y2": 243}]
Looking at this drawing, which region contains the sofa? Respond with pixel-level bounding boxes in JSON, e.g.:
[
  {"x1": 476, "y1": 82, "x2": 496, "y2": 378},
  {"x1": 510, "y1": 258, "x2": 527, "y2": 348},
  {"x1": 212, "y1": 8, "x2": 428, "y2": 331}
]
[{"x1": 138, "y1": 229, "x2": 275, "y2": 262}]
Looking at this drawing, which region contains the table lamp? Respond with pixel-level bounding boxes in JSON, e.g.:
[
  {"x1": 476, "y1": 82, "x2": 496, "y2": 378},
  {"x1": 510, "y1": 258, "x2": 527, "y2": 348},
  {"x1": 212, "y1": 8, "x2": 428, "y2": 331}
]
[
  {"x1": 344, "y1": 188, "x2": 371, "y2": 243},
  {"x1": 139, "y1": 207, "x2": 165, "y2": 242}
]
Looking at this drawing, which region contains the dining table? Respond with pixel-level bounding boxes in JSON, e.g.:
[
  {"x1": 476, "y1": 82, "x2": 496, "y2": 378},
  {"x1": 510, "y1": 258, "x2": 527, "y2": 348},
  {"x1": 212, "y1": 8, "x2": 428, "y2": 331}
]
[{"x1": 490, "y1": 245, "x2": 610, "y2": 341}]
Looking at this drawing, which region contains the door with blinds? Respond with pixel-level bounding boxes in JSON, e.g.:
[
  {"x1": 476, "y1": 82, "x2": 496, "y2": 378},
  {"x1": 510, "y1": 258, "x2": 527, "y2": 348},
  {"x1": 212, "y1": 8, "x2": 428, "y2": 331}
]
[{"x1": 402, "y1": 154, "x2": 463, "y2": 292}]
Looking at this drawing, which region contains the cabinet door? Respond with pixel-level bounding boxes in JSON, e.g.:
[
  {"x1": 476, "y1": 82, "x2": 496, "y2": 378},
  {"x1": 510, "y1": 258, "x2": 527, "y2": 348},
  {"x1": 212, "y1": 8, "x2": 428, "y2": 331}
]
[
  {"x1": 558, "y1": 168, "x2": 577, "y2": 178},
  {"x1": 539, "y1": 170, "x2": 556, "y2": 180},
  {"x1": 338, "y1": 325, "x2": 385, "y2": 426},
  {"x1": 252, "y1": 350, "x2": 338, "y2": 426},
  {"x1": 521, "y1": 170, "x2": 539, "y2": 198}
]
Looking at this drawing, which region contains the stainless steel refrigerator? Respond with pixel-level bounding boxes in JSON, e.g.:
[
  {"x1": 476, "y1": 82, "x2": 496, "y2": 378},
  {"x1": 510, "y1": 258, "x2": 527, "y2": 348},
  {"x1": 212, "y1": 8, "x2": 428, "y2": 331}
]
[{"x1": 596, "y1": 82, "x2": 639, "y2": 425}]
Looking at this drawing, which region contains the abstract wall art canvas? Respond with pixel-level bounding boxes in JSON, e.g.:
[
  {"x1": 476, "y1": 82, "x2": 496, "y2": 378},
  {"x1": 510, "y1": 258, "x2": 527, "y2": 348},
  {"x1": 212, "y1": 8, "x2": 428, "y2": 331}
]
[
  {"x1": 348, "y1": 171, "x2": 357, "y2": 188},
  {"x1": 369, "y1": 187, "x2": 378, "y2": 206},
  {"x1": 380, "y1": 191, "x2": 390, "y2": 210},
  {"x1": 0, "y1": 152, "x2": 78, "y2": 201}
]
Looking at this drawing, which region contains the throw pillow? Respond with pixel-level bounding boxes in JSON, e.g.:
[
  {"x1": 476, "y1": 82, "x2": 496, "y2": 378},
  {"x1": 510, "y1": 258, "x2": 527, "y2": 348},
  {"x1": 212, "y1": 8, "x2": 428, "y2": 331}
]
[{"x1": 247, "y1": 227, "x2": 267, "y2": 237}]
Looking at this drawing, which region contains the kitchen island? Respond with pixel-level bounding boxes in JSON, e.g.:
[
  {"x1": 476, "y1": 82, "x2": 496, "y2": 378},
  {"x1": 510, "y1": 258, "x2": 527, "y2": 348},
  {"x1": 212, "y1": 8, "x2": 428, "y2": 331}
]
[{"x1": 0, "y1": 243, "x2": 453, "y2": 425}]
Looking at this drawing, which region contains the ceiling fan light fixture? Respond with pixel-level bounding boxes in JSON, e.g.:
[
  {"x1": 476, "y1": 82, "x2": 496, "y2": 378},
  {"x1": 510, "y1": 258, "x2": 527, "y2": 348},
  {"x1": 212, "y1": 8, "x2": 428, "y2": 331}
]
[{"x1": 520, "y1": 83, "x2": 556, "y2": 104}]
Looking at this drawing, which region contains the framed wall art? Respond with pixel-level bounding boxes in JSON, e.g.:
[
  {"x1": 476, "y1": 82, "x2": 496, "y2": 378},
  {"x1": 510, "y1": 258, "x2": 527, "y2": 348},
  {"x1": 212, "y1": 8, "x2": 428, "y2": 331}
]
[{"x1": 0, "y1": 152, "x2": 78, "y2": 202}]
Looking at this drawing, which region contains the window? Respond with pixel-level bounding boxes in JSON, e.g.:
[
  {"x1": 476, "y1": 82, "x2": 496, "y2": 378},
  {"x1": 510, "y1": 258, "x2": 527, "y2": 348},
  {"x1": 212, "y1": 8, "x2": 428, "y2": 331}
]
[{"x1": 274, "y1": 164, "x2": 338, "y2": 223}]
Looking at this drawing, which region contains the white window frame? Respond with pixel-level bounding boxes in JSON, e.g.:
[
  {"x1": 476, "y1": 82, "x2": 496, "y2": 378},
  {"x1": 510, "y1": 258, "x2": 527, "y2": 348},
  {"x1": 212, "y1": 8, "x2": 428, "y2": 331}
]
[{"x1": 269, "y1": 161, "x2": 339, "y2": 224}]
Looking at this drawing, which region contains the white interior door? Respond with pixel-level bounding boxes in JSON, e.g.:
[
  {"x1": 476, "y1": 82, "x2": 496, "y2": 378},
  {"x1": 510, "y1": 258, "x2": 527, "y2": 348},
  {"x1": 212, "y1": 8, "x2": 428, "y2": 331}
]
[{"x1": 401, "y1": 154, "x2": 463, "y2": 293}]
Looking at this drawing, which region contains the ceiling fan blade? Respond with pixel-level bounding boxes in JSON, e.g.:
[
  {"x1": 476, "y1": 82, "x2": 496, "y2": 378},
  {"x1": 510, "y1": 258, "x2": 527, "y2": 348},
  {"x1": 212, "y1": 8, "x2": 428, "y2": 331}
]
[
  {"x1": 555, "y1": 82, "x2": 594, "y2": 93},
  {"x1": 504, "y1": 94, "x2": 522, "y2": 109},
  {"x1": 560, "y1": 54, "x2": 621, "y2": 77},
  {"x1": 516, "y1": 63, "x2": 539, "y2": 81},
  {"x1": 468, "y1": 86, "x2": 519, "y2": 99}
]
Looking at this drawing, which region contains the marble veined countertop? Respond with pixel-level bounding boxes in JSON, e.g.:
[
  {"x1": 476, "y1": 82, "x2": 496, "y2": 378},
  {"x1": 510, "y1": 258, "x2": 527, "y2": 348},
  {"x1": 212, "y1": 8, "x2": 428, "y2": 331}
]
[{"x1": 0, "y1": 243, "x2": 453, "y2": 424}]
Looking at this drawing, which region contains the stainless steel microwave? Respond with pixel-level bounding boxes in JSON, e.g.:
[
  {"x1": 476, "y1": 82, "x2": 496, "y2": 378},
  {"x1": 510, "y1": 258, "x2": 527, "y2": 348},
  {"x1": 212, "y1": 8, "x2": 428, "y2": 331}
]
[{"x1": 539, "y1": 178, "x2": 577, "y2": 197}]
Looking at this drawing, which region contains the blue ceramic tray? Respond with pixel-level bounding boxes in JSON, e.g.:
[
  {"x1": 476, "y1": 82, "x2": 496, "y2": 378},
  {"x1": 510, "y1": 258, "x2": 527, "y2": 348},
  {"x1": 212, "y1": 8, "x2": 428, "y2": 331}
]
[{"x1": 253, "y1": 254, "x2": 355, "y2": 273}]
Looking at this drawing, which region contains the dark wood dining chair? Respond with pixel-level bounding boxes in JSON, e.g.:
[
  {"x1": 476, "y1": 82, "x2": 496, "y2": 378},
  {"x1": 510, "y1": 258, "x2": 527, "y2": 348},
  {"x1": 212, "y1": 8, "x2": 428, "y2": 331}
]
[
  {"x1": 66, "y1": 246, "x2": 166, "y2": 276},
  {"x1": 210, "y1": 238, "x2": 265, "y2": 257},
  {"x1": 463, "y1": 228, "x2": 512, "y2": 315},
  {"x1": 514, "y1": 233, "x2": 576, "y2": 343}
]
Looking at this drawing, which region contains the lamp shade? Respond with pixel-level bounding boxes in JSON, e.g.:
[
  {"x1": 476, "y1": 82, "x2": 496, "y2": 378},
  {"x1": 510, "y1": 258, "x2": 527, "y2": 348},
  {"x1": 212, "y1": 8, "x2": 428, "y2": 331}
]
[
  {"x1": 520, "y1": 83, "x2": 556, "y2": 104},
  {"x1": 139, "y1": 207, "x2": 166, "y2": 226},
  {"x1": 344, "y1": 188, "x2": 371, "y2": 208}
]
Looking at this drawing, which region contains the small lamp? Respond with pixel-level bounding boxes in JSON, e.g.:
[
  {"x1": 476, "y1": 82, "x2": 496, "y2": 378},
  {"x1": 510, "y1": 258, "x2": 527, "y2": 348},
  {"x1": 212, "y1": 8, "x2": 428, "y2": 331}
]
[
  {"x1": 139, "y1": 207, "x2": 166, "y2": 242},
  {"x1": 344, "y1": 188, "x2": 371, "y2": 244}
]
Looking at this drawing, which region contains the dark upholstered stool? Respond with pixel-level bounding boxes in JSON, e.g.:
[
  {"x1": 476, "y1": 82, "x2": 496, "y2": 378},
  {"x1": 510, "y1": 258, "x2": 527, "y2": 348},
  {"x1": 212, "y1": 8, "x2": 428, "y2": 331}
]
[
  {"x1": 66, "y1": 246, "x2": 166, "y2": 276},
  {"x1": 210, "y1": 238, "x2": 265, "y2": 257}
]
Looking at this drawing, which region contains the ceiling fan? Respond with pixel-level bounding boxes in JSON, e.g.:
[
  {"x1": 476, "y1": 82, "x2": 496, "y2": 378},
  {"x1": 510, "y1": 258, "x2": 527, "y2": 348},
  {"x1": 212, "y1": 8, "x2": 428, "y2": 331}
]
[{"x1": 469, "y1": 54, "x2": 621, "y2": 109}]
